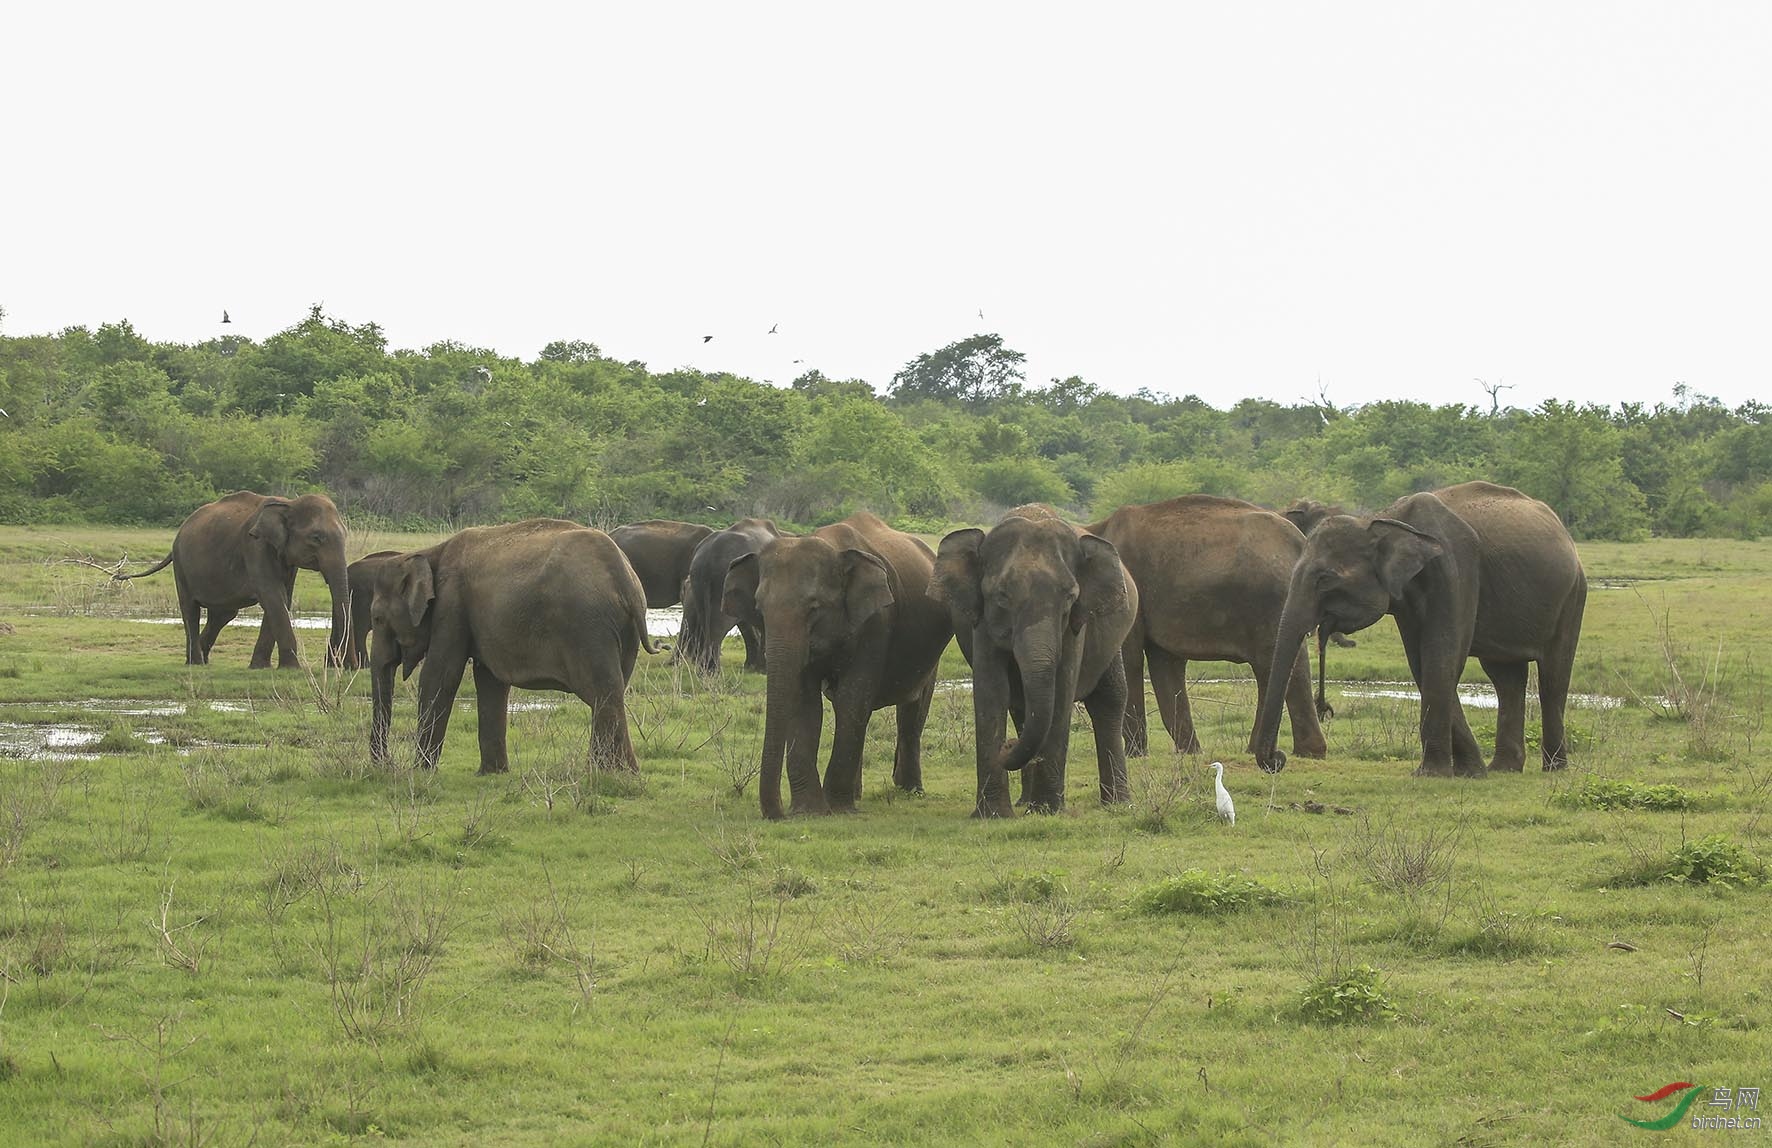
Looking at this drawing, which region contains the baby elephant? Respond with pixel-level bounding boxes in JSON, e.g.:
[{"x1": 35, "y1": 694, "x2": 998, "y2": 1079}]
[
  {"x1": 368, "y1": 519, "x2": 656, "y2": 773},
  {"x1": 933, "y1": 505, "x2": 1139, "y2": 817}
]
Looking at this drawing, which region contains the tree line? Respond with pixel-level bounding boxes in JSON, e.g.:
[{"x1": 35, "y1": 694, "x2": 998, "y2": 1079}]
[{"x1": 2, "y1": 306, "x2": 1769, "y2": 540}]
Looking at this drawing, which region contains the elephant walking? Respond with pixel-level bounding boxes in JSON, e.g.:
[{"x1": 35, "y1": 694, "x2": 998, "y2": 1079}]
[
  {"x1": 114, "y1": 491, "x2": 350, "y2": 669},
  {"x1": 933, "y1": 505, "x2": 1138, "y2": 817},
  {"x1": 368, "y1": 519, "x2": 657, "y2": 773},
  {"x1": 1254, "y1": 481, "x2": 1586, "y2": 777},
  {"x1": 676, "y1": 518, "x2": 782, "y2": 673},
  {"x1": 723, "y1": 512, "x2": 953, "y2": 819},
  {"x1": 609, "y1": 520, "x2": 714, "y2": 608},
  {"x1": 1086, "y1": 495, "x2": 1327, "y2": 762}
]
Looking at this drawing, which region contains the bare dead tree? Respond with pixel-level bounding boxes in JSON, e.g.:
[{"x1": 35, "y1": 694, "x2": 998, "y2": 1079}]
[{"x1": 1476, "y1": 377, "x2": 1514, "y2": 416}]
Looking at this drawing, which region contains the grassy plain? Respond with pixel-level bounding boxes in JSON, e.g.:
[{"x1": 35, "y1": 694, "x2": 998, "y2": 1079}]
[{"x1": 1, "y1": 525, "x2": 1770, "y2": 1145}]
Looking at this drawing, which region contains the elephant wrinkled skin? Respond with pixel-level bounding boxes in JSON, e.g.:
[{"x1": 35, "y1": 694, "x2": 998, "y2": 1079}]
[
  {"x1": 115, "y1": 490, "x2": 350, "y2": 669},
  {"x1": 1086, "y1": 495, "x2": 1327, "y2": 762},
  {"x1": 343, "y1": 550, "x2": 401, "y2": 670},
  {"x1": 933, "y1": 505, "x2": 1138, "y2": 817},
  {"x1": 369, "y1": 519, "x2": 657, "y2": 773},
  {"x1": 723, "y1": 512, "x2": 952, "y2": 819},
  {"x1": 1254, "y1": 481, "x2": 1587, "y2": 777}
]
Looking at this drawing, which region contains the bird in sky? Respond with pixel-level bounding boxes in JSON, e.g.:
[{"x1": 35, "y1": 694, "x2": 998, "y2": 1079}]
[
  {"x1": 221, "y1": 310, "x2": 231, "y2": 324},
  {"x1": 702, "y1": 335, "x2": 713, "y2": 343},
  {"x1": 978, "y1": 308, "x2": 985, "y2": 320},
  {"x1": 768, "y1": 323, "x2": 778, "y2": 334},
  {"x1": 1212, "y1": 762, "x2": 1235, "y2": 826},
  {"x1": 792, "y1": 359, "x2": 803, "y2": 364}
]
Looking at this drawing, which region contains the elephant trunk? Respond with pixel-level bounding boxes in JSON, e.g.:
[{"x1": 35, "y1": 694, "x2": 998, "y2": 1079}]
[
  {"x1": 322, "y1": 558, "x2": 350, "y2": 667},
  {"x1": 996, "y1": 616, "x2": 1065, "y2": 778},
  {"x1": 1315, "y1": 627, "x2": 1334, "y2": 720},
  {"x1": 370, "y1": 657, "x2": 396, "y2": 763},
  {"x1": 757, "y1": 630, "x2": 819, "y2": 819},
  {"x1": 1256, "y1": 588, "x2": 1318, "y2": 772}
]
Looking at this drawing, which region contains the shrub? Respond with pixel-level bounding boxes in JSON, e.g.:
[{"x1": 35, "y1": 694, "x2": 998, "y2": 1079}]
[
  {"x1": 1660, "y1": 835, "x2": 1765, "y2": 887},
  {"x1": 1130, "y1": 869, "x2": 1283, "y2": 915},
  {"x1": 1558, "y1": 777, "x2": 1695, "y2": 812},
  {"x1": 1298, "y1": 965, "x2": 1399, "y2": 1024}
]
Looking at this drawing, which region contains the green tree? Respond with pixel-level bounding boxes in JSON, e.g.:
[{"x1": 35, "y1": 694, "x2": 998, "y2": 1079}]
[{"x1": 888, "y1": 334, "x2": 1026, "y2": 408}]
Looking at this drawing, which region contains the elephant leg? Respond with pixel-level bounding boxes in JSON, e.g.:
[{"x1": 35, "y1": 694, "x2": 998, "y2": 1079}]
[
  {"x1": 1147, "y1": 648, "x2": 1198, "y2": 754},
  {"x1": 413, "y1": 647, "x2": 469, "y2": 769},
  {"x1": 1537, "y1": 650, "x2": 1575, "y2": 771},
  {"x1": 738, "y1": 621, "x2": 765, "y2": 673},
  {"x1": 1399, "y1": 613, "x2": 1484, "y2": 779},
  {"x1": 199, "y1": 606, "x2": 238, "y2": 663},
  {"x1": 1480, "y1": 657, "x2": 1528, "y2": 772},
  {"x1": 1279, "y1": 643, "x2": 1328, "y2": 759},
  {"x1": 1006, "y1": 664, "x2": 1033, "y2": 805},
  {"x1": 472, "y1": 660, "x2": 512, "y2": 775},
  {"x1": 972, "y1": 643, "x2": 1015, "y2": 818},
  {"x1": 1120, "y1": 626, "x2": 1149, "y2": 757},
  {"x1": 175, "y1": 575, "x2": 205, "y2": 664},
  {"x1": 892, "y1": 680, "x2": 933, "y2": 794},
  {"x1": 276, "y1": 568, "x2": 301, "y2": 667},
  {"x1": 823, "y1": 685, "x2": 875, "y2": 813},
  {"x1": 1082, "y1": 653, "x2": 1131, "y2": 805},
  {"x1": 586, "y1": 674, "x2": 638, "y2": 774}
]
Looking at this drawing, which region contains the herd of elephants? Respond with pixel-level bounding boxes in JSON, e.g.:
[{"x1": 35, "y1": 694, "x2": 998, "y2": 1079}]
[{"x1": 113, "y1": 482, "x2": 1588, "y2": 819}]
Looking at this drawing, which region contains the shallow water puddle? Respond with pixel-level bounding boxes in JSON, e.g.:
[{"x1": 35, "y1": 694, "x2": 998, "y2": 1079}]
[
  {"x1": 927, "y1": 677, "x2": 1630, "y2": 711},
  {"x1": 126, "y1": 607, "x2": 688, "y2": 637}
]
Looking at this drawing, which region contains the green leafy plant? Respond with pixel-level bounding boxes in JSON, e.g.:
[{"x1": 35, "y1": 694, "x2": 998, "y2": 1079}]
[
  {"x1": 1660, "y1": 835, "x2": 1765, "y2": 887},
  {"x1": 1130, "y1": 869, "x2": 1283, "y2": 915},
  {"x1": 1297, "y1": 965, "x2": 1400, "y2": 1024},
  {"x1": 1559, "y1": 776, "x2": 1694, "y2": 811}
]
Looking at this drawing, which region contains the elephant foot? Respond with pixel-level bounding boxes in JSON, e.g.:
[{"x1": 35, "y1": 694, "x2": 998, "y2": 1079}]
[
  {"x1": 1025, "y1": 799, "x2": 1064, "y2": 815},
  {"x1": 1486, "y1": 758, "x2": 1525, "y2": 773},
  {"x1": 477, "y1": 762, "x2": 509, "y2": 775},
  {"x1": 1258, "y1": 750, "x2": 1287, "y2": 774},
  {"x1": 972, "y1": 802, "x2": 1016, "y2": 819},
  {"x1": 789, "y1": 801, "x2": 832, "y2": 817},
  {"x1": 1412, "y1": 762, "x2": 1455, "y2": 778},
  {"x1": 1292, "y1": 737, "x2": 1328, "y2": 760},
  {"x1": 1455, "y1": 763, "x2": 1489, "y2": 779},
  {"x1": 1542, "y1": 757, "x2": 1569, "y2": 772}
]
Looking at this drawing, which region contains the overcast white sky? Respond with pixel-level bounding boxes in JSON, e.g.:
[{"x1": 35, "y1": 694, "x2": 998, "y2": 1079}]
[{"x1": 4, "y1": 2, "x2": 1768, "y2": 412}]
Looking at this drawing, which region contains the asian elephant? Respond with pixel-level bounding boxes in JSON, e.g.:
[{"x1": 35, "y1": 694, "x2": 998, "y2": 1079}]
[
  {"x1": 114, "y1": 491, "x2": 349, "y2": 668},
  {"x1": 722, "y1": 511, "x2": 953, "y2": 819},
  {"x1": 1254, "y1": 481, "x2": 1586, "y2": 777},
  {"x1": 676, "y1": 517, "x2": 782, "y2": 674},
  {"x1": 343, "y1": 550, "x2": 400, "y2": 669},
  {"x1": 1281, "y1": 499, "x2": 1357, "y2": 650},
  {"x1": 368, "y1": 519, "x2": 657, "y2": 773},
  {"x1": 609, "y1": 519, "x2": 714, "y2": 608},
  {"x1": 932, "y1": 505, "x2": 1138, "y2": 817},
  {"x1": 1086, "y1": 495, "x2": 1327, "y2": 761}
]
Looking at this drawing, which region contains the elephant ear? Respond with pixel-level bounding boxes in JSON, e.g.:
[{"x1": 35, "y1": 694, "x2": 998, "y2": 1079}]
[
  {"x1": 930, "y1": 529, "x2": 985, "y2": 626},
  {"x1": 246, "y1": 500, "x2": 292, "y2": 554},
  {"x1": 1371, "y1": 518, "x2": 1443, "y2": 598},
  {"x1": 842, "y1": 549, "x2": 894, "y2": 629},
  {"x1": 394, "y1": 554, "x2": 436, "y2": 634},
  {"x1": 722, "y1": 553, "x2": 762, "y2": 627},
  {"x1": 1071, "y1": 533, "x2": 1129, "y2": 634}
]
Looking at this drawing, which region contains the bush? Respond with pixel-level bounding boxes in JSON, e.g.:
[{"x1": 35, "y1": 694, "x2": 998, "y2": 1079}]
[
  {"x1": 1130, "y1": 870, "x2": 1283, "y2": 915},
  {"x1": 1558, "y1": 777, "x2": 1695, "y2": 812},
  {"x1": 1297, "y1": 965, "x2": 1399, "y2": 1024},
  {"x1": 1660, "y1": 835, "x2": 1765, "y2": 887}
]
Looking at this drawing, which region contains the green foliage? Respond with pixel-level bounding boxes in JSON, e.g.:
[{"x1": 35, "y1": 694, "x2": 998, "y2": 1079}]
[
  {"x1": 1297, "y1": 965, "x2": 1400, "y2": 1024},
  {"x1": 1129, "y1": 869, "x2": 1282, "y2": 915},
  {"x1": 4, "y1": 309, "x2": 1771, "y2": 535},
  {"x1": 1558, "y1": 776, "x2": 1696, "y2": 811},
  {"x1": 1658, "y1": 835, "x2": 1766, "y2": 887}
]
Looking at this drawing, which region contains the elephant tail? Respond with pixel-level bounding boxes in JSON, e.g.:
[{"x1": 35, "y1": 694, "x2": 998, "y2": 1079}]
[
  {"x1": 113, "y1": 552, "x2": 174, "y2": 582},
  {"x1": 630, "y1": 596, "x2": 660, "y2": 656}
]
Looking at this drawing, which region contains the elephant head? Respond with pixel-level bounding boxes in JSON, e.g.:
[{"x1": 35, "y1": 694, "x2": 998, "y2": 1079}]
[
  {"x1": 933, "y1": 513, "x2": 1128, "y2": 798},
  {"x1": 721, "y1": 536, "x2": 894, "y2": 819},
  {"x1": 368, "y1": 551, "x2": 437, "y2": 761},
  {"x1": 246, "y1": 493, "x2": 351, "y2": 665},
  {"x1": 1253, "y1": 514, "x2": 1443, "y2": 771}
]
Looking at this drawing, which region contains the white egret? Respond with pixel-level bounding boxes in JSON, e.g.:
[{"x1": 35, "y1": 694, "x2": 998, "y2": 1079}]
[{"x1": 1211, "y1": 761, "x2": 1235, "y2": 826}]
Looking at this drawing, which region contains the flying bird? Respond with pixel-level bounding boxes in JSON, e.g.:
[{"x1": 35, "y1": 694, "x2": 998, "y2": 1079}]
[
  {"x1": 1211, "y1": 762, "x2": 1235, "y2": 826},
  {"x1": 221, "y1": 310, "x2": 231, "y2": 324},
  {"x1": 702, "y1": 335, "x2": 713, "y2": 343},
  {"x1": 768, "y1": 323, "x2": 778, "y2": 334},
  {"x1": 978, "y1": 308, "x2": 984, "y2": 320}
]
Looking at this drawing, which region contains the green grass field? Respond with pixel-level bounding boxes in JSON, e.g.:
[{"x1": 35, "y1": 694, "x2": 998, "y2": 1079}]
[{"x1": 2, "y1": 525, "x2": 1769, "y2": 1145}]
